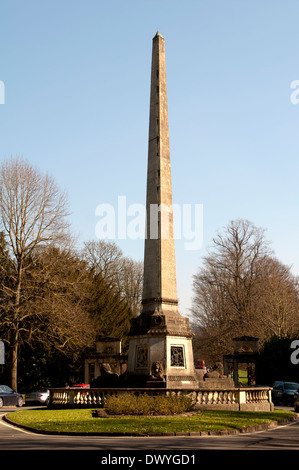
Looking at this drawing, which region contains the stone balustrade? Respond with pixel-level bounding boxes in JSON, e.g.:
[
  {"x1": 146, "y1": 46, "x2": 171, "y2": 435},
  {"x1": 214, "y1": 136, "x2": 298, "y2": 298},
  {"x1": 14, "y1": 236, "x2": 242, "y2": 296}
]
[{"x1": 49, "y1": 386, "x2": 273, "y2": 412}]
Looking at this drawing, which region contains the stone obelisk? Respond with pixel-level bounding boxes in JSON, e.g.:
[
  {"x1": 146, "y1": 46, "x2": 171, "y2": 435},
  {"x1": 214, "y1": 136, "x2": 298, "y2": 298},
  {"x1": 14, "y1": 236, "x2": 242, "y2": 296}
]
[{"x1": 127, "y1": 32, "x2": 197, "y2": 389}]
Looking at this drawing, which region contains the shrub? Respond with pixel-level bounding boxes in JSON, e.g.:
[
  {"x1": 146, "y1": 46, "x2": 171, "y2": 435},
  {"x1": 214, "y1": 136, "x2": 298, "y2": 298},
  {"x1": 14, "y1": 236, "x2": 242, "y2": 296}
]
[{"x1": 104, "y1": 392, "x2": 193, "y2": 415}]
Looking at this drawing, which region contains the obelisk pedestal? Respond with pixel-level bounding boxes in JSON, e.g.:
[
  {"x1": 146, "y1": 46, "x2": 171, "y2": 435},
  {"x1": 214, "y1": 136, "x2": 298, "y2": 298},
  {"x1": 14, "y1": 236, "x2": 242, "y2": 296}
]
[{"x1": 127, "y1": 33, "x2": 198, "y2": 389}]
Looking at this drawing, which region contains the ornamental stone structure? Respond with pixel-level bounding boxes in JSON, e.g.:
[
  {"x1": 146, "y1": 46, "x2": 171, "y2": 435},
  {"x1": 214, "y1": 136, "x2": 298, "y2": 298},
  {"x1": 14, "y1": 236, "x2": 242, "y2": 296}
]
[
  {"x1": 223, "y1": 336, "x2": 259, "y2": 386},
  {"x1": 84, "y1": 336, "x2": 127, "y2": 385},
  {"x1": 48, "y1": 34, "x2": 274, "y2": 411},
  {"x1": 126, "y1": 32, "x2": 198, "y2": 389}
]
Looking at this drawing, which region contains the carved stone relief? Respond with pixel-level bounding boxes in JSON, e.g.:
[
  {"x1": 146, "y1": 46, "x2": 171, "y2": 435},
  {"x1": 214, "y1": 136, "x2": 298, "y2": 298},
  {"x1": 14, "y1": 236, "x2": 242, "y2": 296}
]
[
  {"x1": 135, "y1": 345, "x2": 148, "y2": 369},
  {"x1": 170, "y1": 346, "x2": 185, "y2": 367}
]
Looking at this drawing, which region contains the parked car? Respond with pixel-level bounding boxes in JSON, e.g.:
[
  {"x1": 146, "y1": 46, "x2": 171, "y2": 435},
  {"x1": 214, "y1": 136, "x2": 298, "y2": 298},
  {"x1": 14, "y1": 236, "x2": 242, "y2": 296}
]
[
  {"x1": 294, "y1": 390, "x2": 299, "y2": 412},
  {"x1": 25, "y1": 389, "x2": 50, "y2": 405},
  {"x1": 72, "y1": 384, "x2": 90, "y2": 388},
  {"x1": 195, "y1": 360, "x2": 206, "y2": 370},
  {"x1": 0, "y1": 385, "x2": 23, "y2": 407},
  {"x1": 271, "y1": 381, "x2": 299, "y2": 406}
]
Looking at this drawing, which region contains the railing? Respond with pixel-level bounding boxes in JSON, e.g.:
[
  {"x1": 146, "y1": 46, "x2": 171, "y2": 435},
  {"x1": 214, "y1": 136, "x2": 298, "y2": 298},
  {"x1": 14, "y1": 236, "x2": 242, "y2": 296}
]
[
  {"x1": 192, "y1": 387, "x2": 273, "y2": 411},
  {"x1": 49, "y1": 386, "x2": 273, "y2": 411}
]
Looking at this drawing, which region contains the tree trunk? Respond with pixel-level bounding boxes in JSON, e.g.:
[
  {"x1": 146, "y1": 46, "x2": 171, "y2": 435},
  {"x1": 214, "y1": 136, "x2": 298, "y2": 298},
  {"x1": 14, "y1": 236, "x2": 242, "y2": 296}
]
[
  {"x1": 10, "y1": 262, "x2": 22, "y2": 391},
  {"x1": 10, "y1": 339, "x2": 18, "y2": 391}
]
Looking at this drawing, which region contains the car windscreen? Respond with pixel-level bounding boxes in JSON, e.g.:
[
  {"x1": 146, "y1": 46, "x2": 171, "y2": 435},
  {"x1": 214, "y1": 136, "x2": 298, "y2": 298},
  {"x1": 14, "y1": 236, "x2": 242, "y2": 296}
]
[
  {"x1": 285, "y1": 383, "x2": 299, "y2": 390},
  {"x1": 0, "y1": 385, "x2": 12, "y2": 392}
]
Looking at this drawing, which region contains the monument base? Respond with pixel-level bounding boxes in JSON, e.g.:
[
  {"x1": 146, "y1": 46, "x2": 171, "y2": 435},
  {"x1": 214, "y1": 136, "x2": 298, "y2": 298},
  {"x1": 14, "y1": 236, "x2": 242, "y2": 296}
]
[
  {"x1": 197, "y1": 377, "x2": 234, "y2": 389},
  {"x1": 127, "y1": 333, "x2": 199, "y2": 390},
  {"x1": 146, "y1": 380, "x2": 166, "y2": 388}
]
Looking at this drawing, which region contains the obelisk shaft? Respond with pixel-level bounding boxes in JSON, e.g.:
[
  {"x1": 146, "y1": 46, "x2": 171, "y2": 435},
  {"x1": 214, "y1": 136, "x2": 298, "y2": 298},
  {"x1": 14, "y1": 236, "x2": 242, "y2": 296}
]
[
  {"x1": 127, "y1": 33, "x2": 196, "y2": 389},
  {"x1": 142, "y1": 32, "x2": 178, "y2": 316}
]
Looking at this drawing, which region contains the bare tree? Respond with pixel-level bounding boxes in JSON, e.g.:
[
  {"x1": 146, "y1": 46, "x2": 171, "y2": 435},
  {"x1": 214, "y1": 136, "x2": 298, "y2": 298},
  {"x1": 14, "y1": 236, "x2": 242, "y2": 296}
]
[
  {"x1": 192, "y1": 219, "x2": 299, "y2": 363},
  {"x1": 82, "y1": 240, "x2": 123, "y2": 284},
  {"x1": 256, "y1": 257, "x2": 299, "y2": 339},
  {"x1": 191, "y1": 219, "x2": 270, "y2": 361},
  {"x1": 82, "y1": 239, "x2": 143, "y2": 317},
  {"x1": 119, "y1": 257, "x2": 143, "y2": 318},
  {"x1": 0, "y1": 157, "x2": 70, "y2": 390}
]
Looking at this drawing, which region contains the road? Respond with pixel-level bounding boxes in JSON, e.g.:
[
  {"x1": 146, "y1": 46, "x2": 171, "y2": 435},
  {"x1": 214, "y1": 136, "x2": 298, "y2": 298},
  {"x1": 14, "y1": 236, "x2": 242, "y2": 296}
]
[{"x1": 0, "y1": 406, "x2": 299, "y2": 465}]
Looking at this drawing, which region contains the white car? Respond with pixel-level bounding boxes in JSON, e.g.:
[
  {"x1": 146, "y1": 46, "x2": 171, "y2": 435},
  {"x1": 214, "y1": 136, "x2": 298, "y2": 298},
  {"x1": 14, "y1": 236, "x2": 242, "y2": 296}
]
[{"x1": 25, "y1": 389, "x2": 50, "y2": 405}]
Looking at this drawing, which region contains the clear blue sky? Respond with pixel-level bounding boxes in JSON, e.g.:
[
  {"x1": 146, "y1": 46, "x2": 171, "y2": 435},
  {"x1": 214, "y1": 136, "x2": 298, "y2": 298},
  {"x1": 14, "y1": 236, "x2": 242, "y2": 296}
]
[{"x1": 1, "y1": 0, "x2": 299, "y2": 316}]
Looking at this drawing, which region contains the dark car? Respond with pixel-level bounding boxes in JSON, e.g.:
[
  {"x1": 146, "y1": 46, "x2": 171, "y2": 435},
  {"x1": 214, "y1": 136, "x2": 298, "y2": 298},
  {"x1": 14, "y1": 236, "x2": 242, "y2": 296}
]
[
  {"x1": 271, "y1": 381, "x2": 299, "y2": 406},
  {"x1": 294, "y1": 390, "x2": 299, "y2": 412},
  {"x1": 0, "y1": 385, "x2": 23, "y2": 407}
]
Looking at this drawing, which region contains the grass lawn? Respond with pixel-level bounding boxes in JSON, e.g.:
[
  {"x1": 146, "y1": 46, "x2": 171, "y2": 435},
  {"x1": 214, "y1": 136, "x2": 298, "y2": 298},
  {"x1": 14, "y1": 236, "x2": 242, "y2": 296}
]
[
  {"x1": 6, "y1": 408, "x2": 296, "y2": 435},
  {"x1": 237, "y1": 369, "x2": 248, "y2": 386}
]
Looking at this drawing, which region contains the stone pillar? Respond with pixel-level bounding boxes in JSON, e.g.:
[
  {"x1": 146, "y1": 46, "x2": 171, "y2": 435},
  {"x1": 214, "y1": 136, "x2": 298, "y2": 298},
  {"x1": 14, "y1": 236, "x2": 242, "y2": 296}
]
[
  {"x1": 142, "y1": 31, "x2": 178, "y2": 316},
  {"x1": 127, "y1": 33, "x2": 197, "y2": 389},
  {"x1": 233, "y1": 360, "x2": 239, "y2": 386}
]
